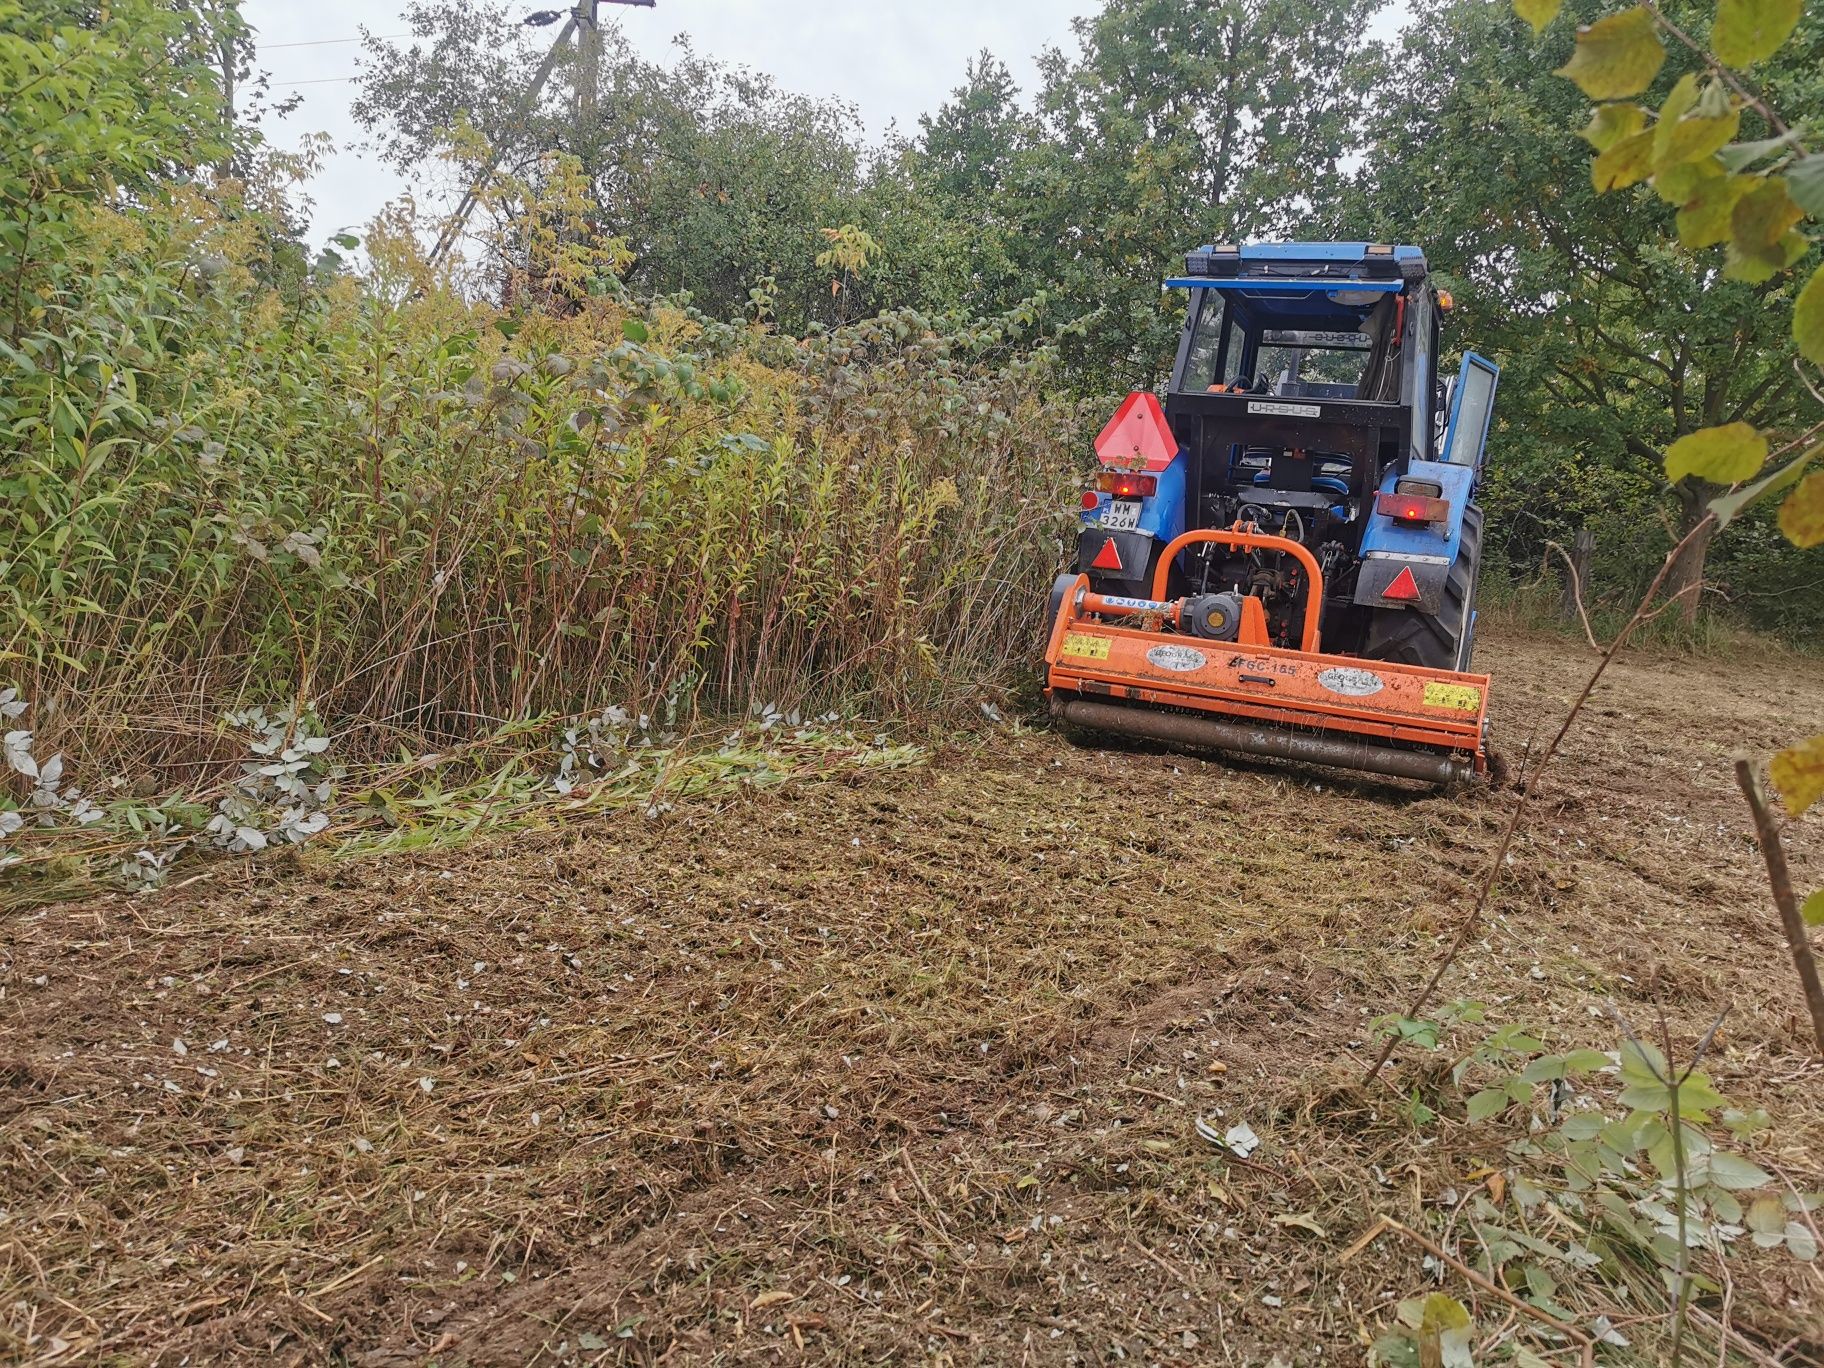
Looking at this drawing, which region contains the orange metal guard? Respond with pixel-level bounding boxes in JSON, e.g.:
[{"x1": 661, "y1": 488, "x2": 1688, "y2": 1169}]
[{"x1": 1151, "y1": 527, "x2": 1323, "y2": 652}]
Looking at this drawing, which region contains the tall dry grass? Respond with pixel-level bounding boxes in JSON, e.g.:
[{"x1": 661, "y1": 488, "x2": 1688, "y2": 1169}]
[{"x1": 3, "y1": 186, "x2": 1101, "y2": 785}]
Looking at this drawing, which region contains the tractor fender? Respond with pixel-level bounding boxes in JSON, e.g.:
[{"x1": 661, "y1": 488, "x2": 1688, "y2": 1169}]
[{"x1": 1352, "y1": 459, "x2": 1475, "y2": 615}]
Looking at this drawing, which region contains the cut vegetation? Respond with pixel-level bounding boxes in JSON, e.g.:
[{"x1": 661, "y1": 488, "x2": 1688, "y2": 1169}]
[{"x1": 5, "y1": 630, "x2": 1821, "y2": 1364}]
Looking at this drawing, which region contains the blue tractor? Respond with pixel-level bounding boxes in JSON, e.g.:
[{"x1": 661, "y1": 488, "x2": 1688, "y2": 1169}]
[{"x1": 1045, "y1": 242, "x2": 1500, "y2": 783}]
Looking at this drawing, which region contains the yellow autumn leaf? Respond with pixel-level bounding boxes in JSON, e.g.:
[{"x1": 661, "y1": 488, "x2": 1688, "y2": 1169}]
[
  {"x1": 1778, "y1": 470, "x2": 1824, "y2": 548},
  {"x1": 1592, "y1": 129, "x2": 1657, "y2": 191},
  {"x1": 1514, "y1": 0, "x2": 1564, "y2": 33},
  {"x1": 1712, "y1": 0, "x2": 1800, "y2": 67},
  {"x1": 1771, "y1": 735, "x2": 1824, "y2": 818},
  {"x1": 1795, "y1": 264, "x2": 1824, "y2": 367},
  {"x1": 1556, "y1": 7, "x2": 1666, "y2": 100},
  {"x1": 1662, "y1": 422, "x2": 1767, "y2": 485}
]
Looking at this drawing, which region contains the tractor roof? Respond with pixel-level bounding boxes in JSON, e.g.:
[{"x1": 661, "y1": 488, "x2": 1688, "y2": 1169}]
[
  {"x1": 1163, "y1": 242, "x2": 1431, "y2": 330},
  {"x1": 1215, "y1": 241, "x2": 1425, "y2": 266},
  {"x1": 1166, "y1": 241, "x2": 1428, "y2": 292}
]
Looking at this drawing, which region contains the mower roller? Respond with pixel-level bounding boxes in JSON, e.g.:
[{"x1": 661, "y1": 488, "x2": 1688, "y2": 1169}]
[{"x1": 1045, "y1": 242, "x2": 1500, "y2": 784}]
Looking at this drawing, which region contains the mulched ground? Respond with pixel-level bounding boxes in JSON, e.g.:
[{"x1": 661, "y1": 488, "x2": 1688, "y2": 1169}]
[{"x1": 3, "y1": 628, "x2": 1822, "y2": 1365}]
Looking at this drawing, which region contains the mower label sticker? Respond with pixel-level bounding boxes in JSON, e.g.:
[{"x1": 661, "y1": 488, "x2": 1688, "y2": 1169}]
[
  {"x1": 1061, "y1": 633, "x2": 1111, "y2": 661},
  {"x1": 1247, "y1": 400, "x2": 1322, "y2": 419},
  {"x1": 1423, "y1": 681, "x2": 1482, "y2": 713},
  {"x1": 1316, "y1": 666, "x2": 1386, "y2": 697},
  {"x1": 1145, "y1": 644, "x2": 1208, "y2": 673},
  {"x1": 1099, "y1": 595, "x2": 1170, "y2": 612}
]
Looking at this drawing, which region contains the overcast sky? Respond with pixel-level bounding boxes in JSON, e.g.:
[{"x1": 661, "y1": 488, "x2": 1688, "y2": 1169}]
[{"x1": 244, "y1": 1, "x2": 1410, "y2": 247}]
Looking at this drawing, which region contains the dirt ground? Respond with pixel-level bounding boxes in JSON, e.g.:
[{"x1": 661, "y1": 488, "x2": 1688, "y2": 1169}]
[{"x1": 4, "y1": 627, "x2": 1823, "y2": 1366}]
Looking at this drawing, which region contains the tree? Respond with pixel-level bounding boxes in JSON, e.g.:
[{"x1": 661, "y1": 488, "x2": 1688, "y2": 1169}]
[
  {"x1": 1351, "y1": 0, "x2": 1821, "y2": 621},
  {"x1": 1010, "y1": 0, "x2": 1391, "y2": 384},
  {"x1": 917, "y1": 52, "x2": 1036, "y2": 203},
  {"x1": 353, "y1": 5, "x2": 906, "y2": 331}
]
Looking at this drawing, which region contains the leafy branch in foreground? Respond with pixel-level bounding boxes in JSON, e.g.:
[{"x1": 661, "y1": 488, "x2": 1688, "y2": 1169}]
[
  {"x1": 1524, "y1": 0, "x2": 1824, "y2": 817},
  {"x1": 1364, "y1": 1003, "x2": 1821, "y2": 1364}
]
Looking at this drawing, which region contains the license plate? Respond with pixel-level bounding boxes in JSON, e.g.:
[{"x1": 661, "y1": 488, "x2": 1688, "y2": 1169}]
[{"x1": 1101, "y1": 499, "x2": 1142, "y2": 531}]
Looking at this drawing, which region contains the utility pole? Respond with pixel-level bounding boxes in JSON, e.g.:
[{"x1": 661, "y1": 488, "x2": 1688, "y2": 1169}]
[
  {"x1": 576, "y1": 0, "x2": 600, "y2": 134},
  {"x1": 426, "y1": 0, "x2": 654, "y2": 269}
]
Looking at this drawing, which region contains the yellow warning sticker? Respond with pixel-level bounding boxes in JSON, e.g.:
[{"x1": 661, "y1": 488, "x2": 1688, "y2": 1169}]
[
  {"x1": 1061, "y1": 632, "x2": 1111, "y2": 661},
  {"x1": 1423, "y1": 681, "x2": 1483, "y2": 713}
]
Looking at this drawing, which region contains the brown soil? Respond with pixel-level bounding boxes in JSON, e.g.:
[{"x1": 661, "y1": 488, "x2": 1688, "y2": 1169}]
[{"x1": 4, "y1": 628, "x2": 1822, "y2": 1365}]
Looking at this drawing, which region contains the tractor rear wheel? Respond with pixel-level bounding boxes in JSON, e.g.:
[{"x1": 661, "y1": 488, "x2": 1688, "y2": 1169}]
[{"x1": 1362, "y1": 504, "x2": 1483, "y2": 672}]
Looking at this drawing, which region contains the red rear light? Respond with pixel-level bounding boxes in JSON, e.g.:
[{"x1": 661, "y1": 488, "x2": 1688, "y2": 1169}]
[
  {"x1": 1081, "y1": 490, "x2": 1100, "y2": 510},
  {"x1": 1097, "y1": 473, "x2": 1158, "y2": 498},
  {"x1": 1377, "y1": 491, "x2": 1451, "y2": 524}
]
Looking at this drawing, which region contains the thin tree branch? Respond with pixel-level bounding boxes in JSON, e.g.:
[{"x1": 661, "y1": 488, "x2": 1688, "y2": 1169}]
[
  {"x1": 1364, "y1": 515, "x2": 1719, "y2": 1085},
  {"x1": 1545, "y1": 538, "x2": 1602, "y2": 652},
  {"x1": 1734, "y1": 761, "x2": 1824, "y2": 1058}
]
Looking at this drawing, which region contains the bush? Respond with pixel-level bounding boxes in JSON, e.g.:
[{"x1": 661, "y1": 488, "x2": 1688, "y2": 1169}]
[{"x1": 1, "y1": 171, "x2": 1094, "y2": 781}]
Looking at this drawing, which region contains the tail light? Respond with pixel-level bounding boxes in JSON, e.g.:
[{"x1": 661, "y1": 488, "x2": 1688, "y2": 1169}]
[
  {"x1": 1378, "y1": 484, "x2": 1450, "y2": 524},
  {"x1": 1097, "y1": 472, "x2": 1158, "y2": 498}
]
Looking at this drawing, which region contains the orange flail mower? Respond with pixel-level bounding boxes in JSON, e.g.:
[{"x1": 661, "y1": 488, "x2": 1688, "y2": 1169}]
[{"x1": 1045, "y1": 242, "x2": 1499, "y2": 784}]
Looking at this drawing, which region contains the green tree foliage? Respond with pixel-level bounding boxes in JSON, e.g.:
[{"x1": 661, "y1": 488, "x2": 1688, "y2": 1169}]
[
  {"x1": 356, "y1": 0, "x2": 1385, "y2": 384},
  {"x1": 356, "y1": 7, "x2": 904, "y2": 332},
  {"x1": 1350, "y1": 0, "x2": 1823, "y2": 626},
  {"x1": 997, "y1": 0, "x2": 1390, "y2": 383},
  {"x1": 0, "y1": 0, "x2": 238, "y2": 342}
]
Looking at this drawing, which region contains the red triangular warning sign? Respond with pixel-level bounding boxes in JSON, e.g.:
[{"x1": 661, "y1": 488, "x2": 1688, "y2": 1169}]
[
  {"x1": 1094, "y1": 392, "x2": 1179, "y2": 472},
  {"x1": 1382, "y1": 566, "x2": 1421, "y2": 602},
  {"x1": 1091, "y1": 538, "x2": 1124, "y2": 572}
]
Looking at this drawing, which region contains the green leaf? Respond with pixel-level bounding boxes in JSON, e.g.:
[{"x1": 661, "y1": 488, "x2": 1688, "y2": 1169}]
[
  {"x1": 1709, "y1": 1151, "x2": 1774, "y2": 1190},
  {"x1": 1795, "y1": 265, "x2": 1824, "y2": 366},
  {"x1": 1581, "y1": 103, "x2": 1648, "y2": 151},
  {"x1": 1592, "y1": 129, "x2": 1657, "y2": 191},
  {"x1": 1717, "y1": 134, "x2": 1794, "y2": 171},
  {"x1": 1786, "y1": 155, "x2": 1824, "y2": 216},
  {"x1": 1730, "y1": 177, "x2": 1806, "y2": 268},
  {"x1": 1771, "y1": 735, "x2": 1824, "y2": 817},
  {"x1": 1468, "y1": 1087, "x2": 1511, "y2": 1122},
  {"x1": 1676, "y1": 174, "x2": 1752, "y2": 246},
  {"x1": 1515, "y1": 0, "x2": 1564, "y2": 33},
  {"x1": 622, "y1": 319, "x2": 650, "y2": 343},
  {"x1": 1780, "y1": 471, "x2": 1824, "y2": 547},
  {"x1": 1709, "y1": 444, "x2": 1819, "y2": 528},
  {"x1": 1653, "y1": 155, "x2": 1722, "y2": 206},
  {"x1": 1711, "y1": 0, "x2": 1801, "y2": 67},
  {"x1": 331, "y1": 233, "x2": 360, "y2": 250},
  {"x1": 1803, "y1": 891, "x2": 1824, "y2": 928},
  {"x1": 1371, "y1": 1331, "x2": 1421, "y2": 1368},
  {"x1": 1663, "y1": 422, "x2": 1767, "y2": 485},
  {"x1": 1557, "y1": 7, "x2": 1666, "y2": 100},
  {"x1": 1792, "y1": 1222, "x2": 1821, "y2": 1261},
  {"x1": 1621, "y1": 1038, "x2": 1669, "y2": 1087}
]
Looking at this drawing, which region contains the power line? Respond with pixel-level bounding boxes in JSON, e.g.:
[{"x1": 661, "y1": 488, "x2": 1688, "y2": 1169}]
[
  {"x1": 261, "y1": 33, "x2": 409, "y2": 50},
  {"x1": 271, "y1": 76, "x2": 361, "y2": 87}
]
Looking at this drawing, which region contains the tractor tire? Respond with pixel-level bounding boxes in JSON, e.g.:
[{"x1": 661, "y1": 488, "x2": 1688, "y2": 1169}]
[{"x1": 1363, "y1": 505, "x2": 1483, "y2": 672}]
